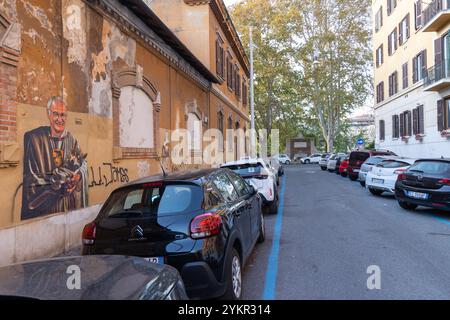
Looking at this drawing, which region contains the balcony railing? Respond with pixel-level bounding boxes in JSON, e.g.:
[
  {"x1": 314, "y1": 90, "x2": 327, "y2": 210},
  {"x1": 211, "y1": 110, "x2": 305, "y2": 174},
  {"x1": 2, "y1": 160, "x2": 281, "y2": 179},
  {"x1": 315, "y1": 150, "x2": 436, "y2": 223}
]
[
  {"x1": 422, "y1": 0, "x2": 450, "y2": 32},
  {"x1": 424, "y1": 59, "x2": 450, "y2": 91}
]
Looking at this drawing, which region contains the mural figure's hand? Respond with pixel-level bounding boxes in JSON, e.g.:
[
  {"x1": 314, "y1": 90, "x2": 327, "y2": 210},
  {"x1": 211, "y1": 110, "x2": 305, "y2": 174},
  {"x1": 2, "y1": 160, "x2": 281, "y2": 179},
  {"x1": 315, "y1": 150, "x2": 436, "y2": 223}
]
[{"x1": 66, "y1": 172, "x2": 81, "y2": 194}]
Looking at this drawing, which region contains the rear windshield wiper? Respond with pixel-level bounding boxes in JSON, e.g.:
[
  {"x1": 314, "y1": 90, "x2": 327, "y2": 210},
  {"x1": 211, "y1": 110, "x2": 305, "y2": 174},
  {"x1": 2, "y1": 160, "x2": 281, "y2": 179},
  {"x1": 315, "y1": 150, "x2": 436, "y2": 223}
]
[
  {"x1": 109, "y1": 210, "x2": 145, "y2": 218},
  {"x1": 409, "y1": 169, "x2": 424, "y2": 173}
]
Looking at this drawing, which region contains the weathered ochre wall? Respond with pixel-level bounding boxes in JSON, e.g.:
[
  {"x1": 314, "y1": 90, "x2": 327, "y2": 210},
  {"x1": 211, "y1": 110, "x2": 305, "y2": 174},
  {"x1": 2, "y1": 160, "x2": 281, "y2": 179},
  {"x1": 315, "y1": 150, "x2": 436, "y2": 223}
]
[{"x1": 0, "y1": 0, "x2": 210, "y2": 229}]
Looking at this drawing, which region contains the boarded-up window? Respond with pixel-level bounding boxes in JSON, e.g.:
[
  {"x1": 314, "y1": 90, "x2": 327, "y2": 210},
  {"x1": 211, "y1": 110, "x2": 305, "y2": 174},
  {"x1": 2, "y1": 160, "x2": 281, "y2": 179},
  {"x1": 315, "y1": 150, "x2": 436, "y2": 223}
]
[
  {"x1": 119, "y1": 86, "x2": 154, "y2": 148},
  {"x1": 187, "y1": 112, "x2": 202, "y2": 152}
]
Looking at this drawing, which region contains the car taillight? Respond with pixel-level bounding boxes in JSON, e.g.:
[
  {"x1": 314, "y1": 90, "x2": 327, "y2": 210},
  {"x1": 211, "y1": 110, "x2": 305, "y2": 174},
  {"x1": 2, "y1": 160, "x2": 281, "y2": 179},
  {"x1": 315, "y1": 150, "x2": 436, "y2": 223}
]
[
  {"x1": 190, "y1": 213, "x2": 222, "y2": 239},
  {"x1": 82, "y1": 222, "x2": 96, "y2": 245},
  {"x1": 394, "y1": 169, "x2": 406, "y2": 175},
  {"x1": 438, "y1": 178, "x2": 450, "y2": 186},
  {"x1": 397, "y1": 173, "x2": 407, "y2": 182}
]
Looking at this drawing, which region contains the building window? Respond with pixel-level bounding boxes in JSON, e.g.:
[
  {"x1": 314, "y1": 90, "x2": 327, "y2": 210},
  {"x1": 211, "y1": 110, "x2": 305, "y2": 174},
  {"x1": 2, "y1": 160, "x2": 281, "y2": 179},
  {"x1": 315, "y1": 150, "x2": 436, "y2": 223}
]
[
  {"x1": 414, "y1": 0, "x2": 422, "y2": 30},
  {"x1": 242, "y1": 78, "x2": 248, "y2": 106},
  {"x1": 389, "y1": 71, "x2": 398, "y2": 97},
  {"x1": 392, "y1": 114, "x2": 400, "y2": 139},
  {"x1": 217, "y1": 110, "x2": 224, "y2": 151},
  {"x1": 379, "y1": 120, "x2": 385, "y2": 141},
  {"x1": 235, "y1": 67, "x2": 241, "y2": 99},
  {"x1": 376, "y1": 45, "x2": 383, "y2": 68},
  {"x1": 119, "y1": 86, "x2": 154, "y2": 149},
  {"x1": 402, "y1": 63, "x2": 408, "y2": 89},
  {"x1": 227, "y1": 53, "x2": 233, "y2": 90},
  {"x1": 376, "y1": 82, "x2": 385, "y2": 103},
  {"x1": 438, "y1": 99, "x2": 450, "y2": 131},
  {"x1": 216, "y1": 36, "x2": 225, "y2": 79},
  {"x1": 400, "y1": 110, "x2": 412, "y2": 137},
  {"x1": 375, "y1": 7, "x2": 383, "y2": 32},
  {"x1": 413, "y1": 50, "x2": 427, "y2": 83},
  {"x1": 388, "y1": 28, "x2": 398, "y2": 56},
  {"x1": 187, "y1": 112, "x2": 202, "y2": 152},
  {"x1": 413, "y1": 105, "x2": 425, "y2": 135},
  {"x1": 399, "y1": 14, "x2": 410, "y2": 46},
  {"x1": 227, "y1": 116, "x2": 233, "y2": 151},
  {"x1": 387, "y1": 0, "x2": 397, "y2": 16}
]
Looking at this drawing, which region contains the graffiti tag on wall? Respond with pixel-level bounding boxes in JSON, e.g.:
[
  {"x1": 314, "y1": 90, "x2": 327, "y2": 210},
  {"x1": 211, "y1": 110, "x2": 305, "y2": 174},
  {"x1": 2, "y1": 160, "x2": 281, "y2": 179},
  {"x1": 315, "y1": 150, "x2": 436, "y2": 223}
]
[{"x1": 89, "y1": 163, "x2": 129, "y2": 188}]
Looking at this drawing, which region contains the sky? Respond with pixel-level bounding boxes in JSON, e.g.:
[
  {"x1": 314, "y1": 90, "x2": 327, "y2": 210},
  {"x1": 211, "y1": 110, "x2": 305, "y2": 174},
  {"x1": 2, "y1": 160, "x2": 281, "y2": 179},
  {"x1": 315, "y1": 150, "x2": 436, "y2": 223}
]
[{"x1": 224, "y1": 0, "x2": 241, "y2": 6}]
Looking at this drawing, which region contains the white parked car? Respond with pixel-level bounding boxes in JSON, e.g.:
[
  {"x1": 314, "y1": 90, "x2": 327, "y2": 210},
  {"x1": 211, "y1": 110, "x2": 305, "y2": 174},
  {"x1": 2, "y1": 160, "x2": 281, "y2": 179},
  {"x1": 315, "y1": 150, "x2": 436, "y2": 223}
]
[
  {"x1": 301, "y1": 153, "x2": 323, "y2": 164},
  {"x1": 319, "y1": 153, "x2": 332, "y2": 170},
  {"x1": 365, "y1": 158, "x2": 417, "y2": 196},
  {"x1": 327, "y1": 153, "x2": 347, "y2": 171},
  {"x1": 221, "y1": 158, "x2": 279, "y2": 214},
  {"x1": 269, "y1": 155, "x2": 284, "y2": 180},
  {"x1": 278, "y1": 154, "x2": 291, "y2": 165}
]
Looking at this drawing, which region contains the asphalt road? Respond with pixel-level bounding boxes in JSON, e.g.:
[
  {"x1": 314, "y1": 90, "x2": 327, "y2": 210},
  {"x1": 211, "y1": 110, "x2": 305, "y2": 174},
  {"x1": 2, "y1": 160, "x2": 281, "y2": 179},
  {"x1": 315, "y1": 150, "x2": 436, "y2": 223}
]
[{"x1": 242, "y1": 164, "x2": 450, "y2": 299}]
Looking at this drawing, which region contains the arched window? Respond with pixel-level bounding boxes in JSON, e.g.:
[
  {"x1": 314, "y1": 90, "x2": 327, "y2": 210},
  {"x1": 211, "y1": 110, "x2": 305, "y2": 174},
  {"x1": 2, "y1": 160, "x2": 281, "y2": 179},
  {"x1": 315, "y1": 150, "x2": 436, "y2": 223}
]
[
  {"x1": 119, "y1": 86, "x2": 154, "y2": 148},
  {"x1": 187, "y1": 112, "x2": 202, "y2": 152}
]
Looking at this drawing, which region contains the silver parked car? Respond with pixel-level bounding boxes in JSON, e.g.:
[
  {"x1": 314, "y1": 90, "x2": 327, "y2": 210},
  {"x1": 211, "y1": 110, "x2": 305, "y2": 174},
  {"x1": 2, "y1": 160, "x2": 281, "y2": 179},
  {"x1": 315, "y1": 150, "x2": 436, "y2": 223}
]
[
  {"x1": 358, "y1": 155, "x2": 398, "y2": 187},
  {"x1": 319, "y1": 153, "x2": 332, "y2": 171},
  {"x1": 327, "y1": 153, "x2": 347, "y2": 172}
]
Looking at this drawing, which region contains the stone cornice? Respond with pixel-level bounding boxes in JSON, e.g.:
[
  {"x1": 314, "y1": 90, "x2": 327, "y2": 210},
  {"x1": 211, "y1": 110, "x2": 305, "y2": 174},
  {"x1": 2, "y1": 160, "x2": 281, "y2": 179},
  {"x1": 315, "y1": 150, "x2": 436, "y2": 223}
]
[
  {"x1": 86, "y1": 0, "x2": 211, "y2": 91},
  {"x1": 211, "y1": 85, "x2": 250, "y2": 123}
]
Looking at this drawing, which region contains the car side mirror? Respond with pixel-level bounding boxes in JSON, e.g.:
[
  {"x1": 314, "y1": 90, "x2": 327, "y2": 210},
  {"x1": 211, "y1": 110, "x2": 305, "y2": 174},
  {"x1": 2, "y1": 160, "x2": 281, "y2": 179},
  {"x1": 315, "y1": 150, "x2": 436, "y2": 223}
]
[{"x1": 249, "y1": 185, "x2": 257, "y2": 196}]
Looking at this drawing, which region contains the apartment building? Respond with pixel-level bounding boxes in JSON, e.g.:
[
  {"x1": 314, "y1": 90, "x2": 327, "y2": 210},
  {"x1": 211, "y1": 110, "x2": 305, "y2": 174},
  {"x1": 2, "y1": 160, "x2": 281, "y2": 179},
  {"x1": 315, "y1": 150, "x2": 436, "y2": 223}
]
[
  {"x1": 373, "y1": 0, "x2": 450, "y2": 158},
  {"x1": 0, "y1": 0, "x2": 249, "y2": 266}
]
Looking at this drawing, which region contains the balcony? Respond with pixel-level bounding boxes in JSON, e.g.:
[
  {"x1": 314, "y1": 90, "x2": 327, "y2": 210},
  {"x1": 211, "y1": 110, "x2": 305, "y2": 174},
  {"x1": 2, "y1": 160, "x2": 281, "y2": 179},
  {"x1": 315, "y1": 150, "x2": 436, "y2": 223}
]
[
  {"x1": 422, "y1": 0, "x2": 450, "y2": 32},
  {"x1": 424, "y1": 59, "x2": 450, "y2": 91}
]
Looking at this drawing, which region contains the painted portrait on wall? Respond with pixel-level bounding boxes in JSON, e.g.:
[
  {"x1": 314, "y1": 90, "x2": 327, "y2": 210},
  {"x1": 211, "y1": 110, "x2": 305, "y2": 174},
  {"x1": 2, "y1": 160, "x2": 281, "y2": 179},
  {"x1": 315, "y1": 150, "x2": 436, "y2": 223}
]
[{"x1": 21, "y1": 97, "x2": 88, "y2": 220}]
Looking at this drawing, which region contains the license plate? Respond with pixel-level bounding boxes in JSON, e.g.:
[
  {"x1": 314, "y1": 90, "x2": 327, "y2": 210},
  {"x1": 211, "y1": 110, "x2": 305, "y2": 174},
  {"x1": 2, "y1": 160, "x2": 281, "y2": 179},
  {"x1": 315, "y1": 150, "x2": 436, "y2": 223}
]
[
  {"x1": 372, "y1": 178, "x2": 384, "y2": 184},
  {"x1": 405, "y1": 191, "x2": 429, "y2": 200},
  {"x1": 144, "y1": 257, "x2": 164, "y2": 264}
]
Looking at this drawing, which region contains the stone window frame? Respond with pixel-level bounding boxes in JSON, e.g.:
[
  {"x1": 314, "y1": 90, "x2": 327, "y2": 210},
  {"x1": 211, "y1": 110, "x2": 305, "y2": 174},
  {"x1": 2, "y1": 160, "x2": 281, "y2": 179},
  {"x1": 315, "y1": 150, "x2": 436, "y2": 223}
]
[
  {"x1": 111, "y1": 67, "x2": 161, "y2": 160},
  {"x1": 0, "y1": 14, "x2": 20, "y2": 67}
]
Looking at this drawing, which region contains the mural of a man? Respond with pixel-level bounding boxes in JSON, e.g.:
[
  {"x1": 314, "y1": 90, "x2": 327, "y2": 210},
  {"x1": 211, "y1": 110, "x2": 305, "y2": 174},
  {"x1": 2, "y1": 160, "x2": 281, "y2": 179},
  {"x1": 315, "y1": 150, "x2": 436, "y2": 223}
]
[{"x1": 21, "y1": 97, "x2": 88, "y2": 220}]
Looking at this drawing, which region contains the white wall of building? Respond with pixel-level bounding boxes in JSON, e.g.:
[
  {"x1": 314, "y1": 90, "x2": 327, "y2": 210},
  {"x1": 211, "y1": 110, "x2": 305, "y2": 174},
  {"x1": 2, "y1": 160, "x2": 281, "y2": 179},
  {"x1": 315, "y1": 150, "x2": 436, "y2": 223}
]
[{"x1": 375, "y1": 83, "x2": 450, "y2": 158}]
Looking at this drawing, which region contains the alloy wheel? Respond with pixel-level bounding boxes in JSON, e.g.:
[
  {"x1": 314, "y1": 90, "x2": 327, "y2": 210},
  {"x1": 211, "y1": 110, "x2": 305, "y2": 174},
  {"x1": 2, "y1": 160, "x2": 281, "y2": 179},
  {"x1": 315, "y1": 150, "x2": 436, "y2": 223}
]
[{"x1": 231, "y1": 255, "x2": 242, "y2": 299}]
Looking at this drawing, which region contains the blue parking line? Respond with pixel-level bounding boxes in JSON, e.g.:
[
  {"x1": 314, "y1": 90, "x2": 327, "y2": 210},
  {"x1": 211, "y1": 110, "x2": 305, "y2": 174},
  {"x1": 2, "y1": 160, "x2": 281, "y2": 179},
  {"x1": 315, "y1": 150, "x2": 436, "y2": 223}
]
[
  {"x1": 262, "y1": 174, "x2": 287, "y2": 300},
  {"x1": 434, "y1": 215, "x2": 450, "y2": 226}
]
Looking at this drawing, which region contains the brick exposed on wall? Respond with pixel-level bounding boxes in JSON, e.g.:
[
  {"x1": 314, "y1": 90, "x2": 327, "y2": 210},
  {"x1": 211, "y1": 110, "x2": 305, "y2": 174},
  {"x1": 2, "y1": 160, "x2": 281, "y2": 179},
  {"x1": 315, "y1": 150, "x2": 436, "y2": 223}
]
[{"x1": 0, "y1": 60, "x2": 18, "y2": 142}]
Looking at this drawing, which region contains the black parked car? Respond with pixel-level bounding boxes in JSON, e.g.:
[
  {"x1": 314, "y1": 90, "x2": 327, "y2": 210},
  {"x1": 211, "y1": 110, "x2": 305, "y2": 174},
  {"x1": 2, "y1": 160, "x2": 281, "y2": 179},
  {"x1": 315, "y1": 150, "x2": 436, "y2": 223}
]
[
  {"x1": 395, "y1": 159, "x2": 450, "y2": 211},
  {"x1": 0, "y1": 255, "x2": 188, "y2": 300},
  {"x1": 82, "y1": 169, "x2": 264, "y2": 300}
]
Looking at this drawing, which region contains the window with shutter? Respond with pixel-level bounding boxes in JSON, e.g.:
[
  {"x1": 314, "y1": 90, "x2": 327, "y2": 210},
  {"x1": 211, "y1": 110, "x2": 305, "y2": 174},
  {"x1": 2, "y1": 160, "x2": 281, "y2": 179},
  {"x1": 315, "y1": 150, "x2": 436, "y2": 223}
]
[
  {"x1": 438, "y1": 99, "x2": 445, "y2": 132},
  {"x1": 415, "y1": 1, "x2": 422, "y2": 30},
  {"x1": 418, "y1": 105, "x2": 425, "y2": 134},
  {"x1": 400, "y1": 113, "x2": 405, "y2": 137},
  {"x1": 380, "y1": 120, "x2": 385, "y2": 141},
  {"x1": 402, "y1": 63, "x2": 408, "y2": 89},
  {"x1": 413, "y1": 108, "x2": 419, "y2": 135},
  {"x1": 413, "y1": 56, "x2": 418, "y2": 83},
  {"x1": 421, "y1": 50, "x2": 427, "y2": 80},
  {"x1": 406, "y1": 110, "x2": 412, "y2": 137}
]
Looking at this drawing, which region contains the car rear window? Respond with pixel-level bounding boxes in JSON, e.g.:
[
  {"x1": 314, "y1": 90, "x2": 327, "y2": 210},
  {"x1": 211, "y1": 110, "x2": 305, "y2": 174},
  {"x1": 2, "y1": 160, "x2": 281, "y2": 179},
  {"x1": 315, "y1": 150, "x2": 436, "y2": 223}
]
[
  {"x1": 365, "y1": 157, "x2": 387, "y2": 165},
  {"x1": 408, "y1": 161, "x2": 450, "y2": 175},
  {"x1": 350, "y1": 152, "x2": 369, "y2": 163},
  {"x1": 377, "y1": 160, "x2": 411, "y2": 168},
  {"x1": 222, "y1": 163, "x2": 264, "y2": 177},
  {"x1": 101, "y1": 183, "x2": 203, "y2": 218}
]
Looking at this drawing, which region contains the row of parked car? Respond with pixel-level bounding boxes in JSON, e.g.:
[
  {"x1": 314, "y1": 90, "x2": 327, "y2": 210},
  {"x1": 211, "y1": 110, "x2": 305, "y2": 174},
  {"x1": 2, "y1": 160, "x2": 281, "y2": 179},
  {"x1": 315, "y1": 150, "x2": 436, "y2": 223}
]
[
  {"x1": 0, "y1": 156, "x2": 286, "y2": 300},
  {"x1": 316, "y1": 150, "x2": 450, "y2": 212}
]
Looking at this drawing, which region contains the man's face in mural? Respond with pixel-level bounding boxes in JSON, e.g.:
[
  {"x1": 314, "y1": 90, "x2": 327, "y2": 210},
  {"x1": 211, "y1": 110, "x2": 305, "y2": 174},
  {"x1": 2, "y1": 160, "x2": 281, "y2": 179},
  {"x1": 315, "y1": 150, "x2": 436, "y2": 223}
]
[{"x1": 48, "y1": 100, "x2": 67, "y2": 137}]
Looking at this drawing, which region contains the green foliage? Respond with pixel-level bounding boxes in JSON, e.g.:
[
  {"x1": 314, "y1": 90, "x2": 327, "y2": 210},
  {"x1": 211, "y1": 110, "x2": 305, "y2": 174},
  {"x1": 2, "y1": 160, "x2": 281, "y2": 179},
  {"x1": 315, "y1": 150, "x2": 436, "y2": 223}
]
[{"x1": 229, "y1": 0, "x2": 373, "y2": 153}]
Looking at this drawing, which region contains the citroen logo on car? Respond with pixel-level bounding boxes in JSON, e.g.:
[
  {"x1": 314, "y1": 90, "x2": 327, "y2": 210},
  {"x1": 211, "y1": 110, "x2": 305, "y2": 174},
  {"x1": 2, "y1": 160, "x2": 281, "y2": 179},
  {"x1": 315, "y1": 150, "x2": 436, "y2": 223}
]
[
  {"x1": 129, "y1": 225, "x2": 145, "y2": 241},
  {"x1": 417, "y1": 174, "x2": 423, "y2": 182}
]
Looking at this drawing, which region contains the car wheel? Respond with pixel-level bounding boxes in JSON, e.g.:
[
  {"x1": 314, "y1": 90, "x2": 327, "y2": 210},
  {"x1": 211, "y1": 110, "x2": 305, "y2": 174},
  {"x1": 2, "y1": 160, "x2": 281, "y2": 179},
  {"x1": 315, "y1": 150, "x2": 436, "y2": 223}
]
[
  {"x1": 360, "y1": 181, "x2": 366, "y2": 187},
  {"x1": 398, "y1": 200, "x2": 418, "y2": 211},
  {"x1": 328, "y1": 169, "x2": 333, "y2": 172},
  {"x1": 285, "y1": 160, "x2": 291, "y2": 165},
  {"x1": 257, "y1": 211, "x2": 265, "y2": 243},
  {"x1": 369, "y1": 188, "x2": 383, "y2": 196},
  {"x1": 305, "y1": 160, "x2": 310, "y2": 164},
  {"x1": 341, "y1": 173, "x2": 347, "y2": 178},
  {"x1": 223, "y1": 248, "x2": 242, "y2": 300},
  {"x1": 320, "y1": 166, "x2": 326, "y2": 171},
  {"x1": 267, "y1": 190, "x2": 279, "y2": 215}
]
